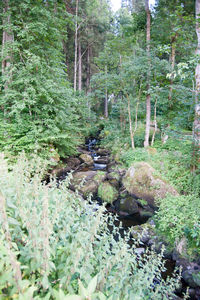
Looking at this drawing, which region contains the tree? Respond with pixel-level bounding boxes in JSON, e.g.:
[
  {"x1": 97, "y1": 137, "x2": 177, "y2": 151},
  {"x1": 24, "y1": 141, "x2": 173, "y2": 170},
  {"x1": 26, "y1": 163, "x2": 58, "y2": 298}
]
[
  {"x1": 194, "y1": 0, "x2": 200, "y2": 163},
  {"x1": 2, "y1": 0, "x2": 14, "y2": 90},
  {"x1": 74, "y1": 0, "x2": 79, "y2": 91},
  {"x1": 144, "y1": 0, "x2": 151, "y2": 147}
]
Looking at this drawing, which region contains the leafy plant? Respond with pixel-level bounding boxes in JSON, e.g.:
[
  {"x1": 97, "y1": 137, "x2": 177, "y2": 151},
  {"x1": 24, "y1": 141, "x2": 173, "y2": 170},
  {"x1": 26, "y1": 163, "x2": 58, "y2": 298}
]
[
  {"x1": 155, "y1": 194, "x2": 200, "y2": 255},
  {"x1": 0, "y1": 154, "x2": 182, "y2": 299}
]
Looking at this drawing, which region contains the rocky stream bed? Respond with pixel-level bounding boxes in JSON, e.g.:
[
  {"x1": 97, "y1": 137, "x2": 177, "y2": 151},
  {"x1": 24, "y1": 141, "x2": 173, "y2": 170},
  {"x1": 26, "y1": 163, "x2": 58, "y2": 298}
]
[{"x1": 51, "y1": 137, "x2": 200, "y2": 299}]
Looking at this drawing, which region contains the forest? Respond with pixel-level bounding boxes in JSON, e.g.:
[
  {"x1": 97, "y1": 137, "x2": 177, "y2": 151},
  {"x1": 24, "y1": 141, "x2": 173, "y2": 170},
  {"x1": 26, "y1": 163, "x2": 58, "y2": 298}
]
[{"x1": 0, "y1": 0, "x2": 200, "y2": 299}]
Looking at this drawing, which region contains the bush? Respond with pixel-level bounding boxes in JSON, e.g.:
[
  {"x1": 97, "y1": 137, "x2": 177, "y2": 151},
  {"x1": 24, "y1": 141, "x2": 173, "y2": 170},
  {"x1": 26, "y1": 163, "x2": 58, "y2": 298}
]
[
  {"x1": 0, "y1": 154, "x2": 182, "y2": 299},
  {"x1": 155, "y1": 194, "x2": 200, "y2": 256}
]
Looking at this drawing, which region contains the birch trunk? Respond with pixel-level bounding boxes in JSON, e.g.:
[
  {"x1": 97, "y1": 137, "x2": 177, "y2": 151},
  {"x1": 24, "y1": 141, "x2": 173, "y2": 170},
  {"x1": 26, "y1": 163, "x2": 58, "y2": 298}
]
[
  {"x1": 144, "y1": 0, "x2": 151, "y2": 147},
  {"x1": 78, "y1": 38, "x2": 82, "y2": 91}
]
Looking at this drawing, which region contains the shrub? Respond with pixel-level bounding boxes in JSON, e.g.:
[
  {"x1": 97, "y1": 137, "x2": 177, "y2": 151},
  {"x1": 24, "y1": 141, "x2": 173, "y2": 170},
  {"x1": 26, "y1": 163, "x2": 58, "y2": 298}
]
[
  {"x1": 155, "y1": 194, "x2": 200, "y2": 256},
  {"x1": 0, "y1": 154, "x2": 182, "y2": 299}
]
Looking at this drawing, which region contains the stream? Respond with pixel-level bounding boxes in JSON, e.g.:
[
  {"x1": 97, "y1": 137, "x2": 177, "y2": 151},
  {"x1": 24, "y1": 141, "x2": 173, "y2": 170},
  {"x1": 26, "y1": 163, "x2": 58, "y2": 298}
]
[{"x1": 55, "y1": 136, "x2": 200, "y2": 300}]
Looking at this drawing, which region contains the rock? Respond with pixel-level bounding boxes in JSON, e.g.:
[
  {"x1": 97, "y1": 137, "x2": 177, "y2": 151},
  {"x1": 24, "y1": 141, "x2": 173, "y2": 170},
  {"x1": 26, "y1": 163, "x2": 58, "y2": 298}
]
[
  {"x1": 182, "y1": 270, "x2": 200, "y2": 288},
  {"x1": 107, "y1": 171, "x2": 121, "y2": 188},
  {"x1": 73, "y1": 171, "x2": 96, "y2": 183},
  {"x1": 96, "y1": 149, "x2": 110, "y2": 156},
  {"x1": 51, "y1": 163, "x2": 66, "y2": 176},
  {"x1": 94, "y1": 158, "x2": 109, "y2": 164},
  {"x1": 49, "y1": 145, "x2": 60, "y2": 164},
  {"x1": 139, "y1": 209, "x2": 154, "y2": 220},
  {"x1": 70, "y1": 171, "x2": 97, "y2": 196},
  {"x1": 107, "y1": 171, "x2": 121, "y2": 181},
  {"x1": 136, "y1": 199, "x2": 148, "y2": 208},
  {"x1": 131, "y1": 223, "x2": 155, "y2": 244},
  {"x1": 119, "y1": 196, "x2": 139, "y2": 215},
  {"x1": 93, "y1": 171, "x2": 107, "y2": 185},
  {"x1": 79, "y1": 154, "x2": 93, "y2": 166},
  {"x1": 70, "y1": 170, "x2": 107, "y2": 197},
  {"x1": 173, "y1": 252, "x2": 200, "y2": 288},
  {"x1": 80, "y1": 181, "x2": 98, "y2": 197},
  {"x1": 98, "y1": 182, "x2": 118, "y2": 204},
  {"x1": 122, "y1": 162, "x2": 178, "y2": 206},
  {"x1": 77, "y1": 146, "x2": 91, "y2": 154}
]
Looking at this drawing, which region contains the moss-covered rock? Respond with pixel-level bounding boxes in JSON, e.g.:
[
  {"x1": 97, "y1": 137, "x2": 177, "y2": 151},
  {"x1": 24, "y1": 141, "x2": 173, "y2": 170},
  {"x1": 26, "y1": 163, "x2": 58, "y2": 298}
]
[
  {"x1": 107, "y1": 171, "x2": 120, "y2": 181},
  {"x1": 123, "y1": 162, "x2": 178, "y2": 206},
  {"x1": 119, "y1": 196, "x2": 139, "y2": 215},
  {"x1": 98, "y1": 182, "x2": 118, "y2": 204},
  {"x1": 79, "y1": 154, "x2": 93, "y2": 166},
  {"x1": 71, "y1": 170, "x2": 107, "y2": 198},
  {"x1": 93, "y1": 171, "x2": 107, "y2": 185},
  {"x1": 70, "y1": 171, "x2": 97, "y2": 196}
]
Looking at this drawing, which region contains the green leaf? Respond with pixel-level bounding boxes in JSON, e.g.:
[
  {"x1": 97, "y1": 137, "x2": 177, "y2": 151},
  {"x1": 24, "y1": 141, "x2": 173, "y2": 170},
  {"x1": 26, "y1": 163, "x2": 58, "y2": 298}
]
[
  {"x1": 88, "y1": 275, "x2": 98, "y2": 295},
  {"x1": 78, "y1": 279, "x2": 88, "y2": 298}
]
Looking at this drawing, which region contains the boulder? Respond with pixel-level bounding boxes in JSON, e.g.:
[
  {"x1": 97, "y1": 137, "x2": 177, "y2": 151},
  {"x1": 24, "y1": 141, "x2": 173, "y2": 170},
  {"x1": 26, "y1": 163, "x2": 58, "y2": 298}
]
[
  {"x1": 172, "y1": 251, "x2": 200, "y2": 288},
  {"x1": 131, "y1": 223, "x2": 155, "y2": 244},
  {"x1": 71, "y1": 170, "x2": 106, "y2": 197},
  {"x1": 96, "y1": 149, "x2": 110, "y2": 156},
  {"x1": 79, "y1": 154, "x2": 93, "y2": 166},
  {"x1": 49, "y1": 145, "x2": 60, "y2": 164},
  {"x1": 123, "y1": 162, "x2": 178, "y2": 206},
  {"x1": 119, "y1": 196, "x2": 139, "y2": 215},
  {"x1": 98, "y1": 182, "x2": 118, "y2": 204},
  {"x1": 107, "y1": 171, "x2": 121, "y2": 188},
  {"x1": 107, "y1": 171, "x2": 121, "y2": 182},
  {"x1": 70, "y1": 171, "x2": 97, "y2": 196},
  {"x1": 93, "y1": 171, "x2": 107, "y2": 185}
]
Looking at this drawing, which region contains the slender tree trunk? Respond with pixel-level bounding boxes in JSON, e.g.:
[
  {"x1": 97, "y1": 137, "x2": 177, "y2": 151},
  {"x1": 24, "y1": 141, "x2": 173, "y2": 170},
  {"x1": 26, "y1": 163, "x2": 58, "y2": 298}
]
[
  {"x1": 144, "y1": 0, "x2": 151, "y2": 147},
  {"x1": 193, "y1": 0, "x2": 200, "y2": 165},
  {"x1": 151, "y1": 97, "x2": 157, "y2": 146},
  {"x1": 2, "y1": 0, "x2": 14, "y2": 85},
  {"x1": 126, "y1": 94, "x2": 135, "y2": 149},
  {"x1": 104, "y1": 65, "x2": 108, "y2": 118},
  {"x1": 86, "y1": 45, "x2": 91, "y2": 95},
  {"x1": 74, "y1": 0, "x2": 78, "y2": 92},
  {"x1": 168, "y1": 34, "x2": 177, "y2": 103},
  {"x1": 78, "y1": 38, "x2": 82, "y2": 91}
]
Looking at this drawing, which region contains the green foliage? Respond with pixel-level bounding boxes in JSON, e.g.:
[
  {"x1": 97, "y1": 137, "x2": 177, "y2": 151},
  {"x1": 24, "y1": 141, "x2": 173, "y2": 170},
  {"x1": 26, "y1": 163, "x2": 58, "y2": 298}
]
[
  {"x1": 0, "y1": 0, "x2": 91, "y2": 159},
  {"x1": 98, "y1": 182, "x2": 118, "y2": 203},
  {"x1": 0, "y1": 155, "x2": 181, "y2": 299},
  {"x1": 155, "y1": 194, "x2": 200, "y2": 255},
  {"x1": 120, "y1": 148, "x2": 149, "y2": 167}
]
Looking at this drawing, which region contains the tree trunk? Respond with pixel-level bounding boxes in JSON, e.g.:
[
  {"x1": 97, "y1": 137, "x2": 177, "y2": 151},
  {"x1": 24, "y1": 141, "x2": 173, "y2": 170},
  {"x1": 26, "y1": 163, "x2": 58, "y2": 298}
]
[
  {"x1": 151, "y1": 97, "x2": 157, "y2": 146},
  {"x1": 126, "y1": 94, "x2": 135, "y2": 149},
  {"x1": 104, "y1": 65, "x2": 108, "y2": 118},
  {"x1": 73, "y1": 0, "x2": 78, "y2": 92},
  {"x1": 193, "y1": 0, "x2": 200, "y2": 165},
  {"x1": 86, "y1": 45, "x2": 91, "y2": 95},
  {"x1": 2, "y1": 0, "x2": 14, "y2": 79},
  {"x1": 144, "y1": 0, "x2": 151, "y2": 148},
  {"x1": 168, "y1": 34, "x2": 177, "y2": 103},
  {"x1": 78, "y1": 38, "x2": 82, "y2": 91}
]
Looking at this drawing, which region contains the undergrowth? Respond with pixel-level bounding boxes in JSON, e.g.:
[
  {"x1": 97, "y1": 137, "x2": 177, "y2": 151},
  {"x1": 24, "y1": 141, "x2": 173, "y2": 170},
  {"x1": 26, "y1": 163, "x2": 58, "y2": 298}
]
[
  {"x1": 0, "y1": 154, "x2": 183, "y2": 299},
  {"x1": 155, "y1": 194, "x2": 200, "y2": 257}
]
